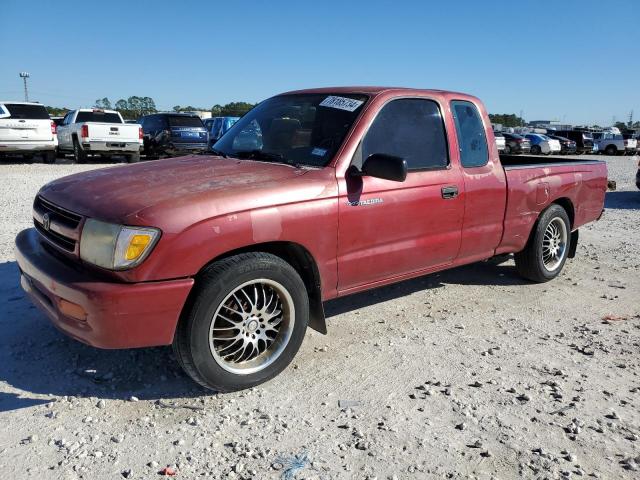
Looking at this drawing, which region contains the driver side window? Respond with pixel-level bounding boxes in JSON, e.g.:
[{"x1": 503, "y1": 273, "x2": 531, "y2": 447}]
[{"x1": 357, "y1": 98, "x2": 449, "y2": 171}]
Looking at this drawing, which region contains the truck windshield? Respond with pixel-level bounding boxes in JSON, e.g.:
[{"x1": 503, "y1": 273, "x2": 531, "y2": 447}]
[
  {"x1": 76, "y1": 111, "x2": 122, "y2": 123},
  {"x1": 212, "y1": 93, "x2": 369, "y2": 168}
]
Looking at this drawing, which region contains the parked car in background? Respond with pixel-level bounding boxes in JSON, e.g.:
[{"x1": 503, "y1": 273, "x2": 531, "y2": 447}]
[
  {"x1": 502, "y1": 132, "x2": 531, "y2": 154},
  {"x1": 494, "y1": 131, "x2": 506, "y2": 152},
  {"x1": 57, "y1": 109, "x2": 142, "y2": 163},
  {"x1": 546, "y1": 134, "x2": 577, "y2": 155},
  {"x1": 592, "y1": 132, "x2": 626, "y2": 156},
  {"x1": 621, "y1": 133, "x2": 638, "y2": 155},
  {"x1": 204, "y1": 116, "x2": 239, "y2": 148},
  {"x1": 140, "y1": 113, "x2": 208, "y2": 158},
  {"x1": 14, "y1": 86, "x2": 607, "y2": 391},
  {"x1": 51, "y1": 116, "x2": 65, "y2": 127},
  {"x1": 0, "y1": 102, "x2": 58, "y2": 163},
  {"x1": 553, "y1": 130, "x2": 596, "y2": 154},
  {"x1": 525, "y1": 133, "x2": 561, "y2": 155}
]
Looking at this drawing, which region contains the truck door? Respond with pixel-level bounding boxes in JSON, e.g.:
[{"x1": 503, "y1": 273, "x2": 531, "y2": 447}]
[
  {"x1": 449, "y1": 100, "x2": 507, "y2": 263},
  {"x1": 336, "y1": 98, "x2": 464, "y2": 293}
]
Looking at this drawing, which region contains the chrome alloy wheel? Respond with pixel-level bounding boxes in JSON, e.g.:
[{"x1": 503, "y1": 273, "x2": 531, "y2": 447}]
[
  {"x1": 542, "y1": 217, "x2": 568, "y2": 271},
  {"x1": 208, "y1": 279, "x2": 295, "y2": 375}
]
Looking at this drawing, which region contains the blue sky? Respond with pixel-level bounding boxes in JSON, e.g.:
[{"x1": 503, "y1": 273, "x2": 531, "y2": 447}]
[{"x1": 1, "y1": 0, "x2": 638, "y2": 126}]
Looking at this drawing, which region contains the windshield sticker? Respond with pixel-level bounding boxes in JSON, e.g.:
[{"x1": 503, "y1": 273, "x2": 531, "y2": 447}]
[
  {"x1": 319, "y1": 96, "x2": 364, "y2": 112},
  {"x1": 311, "y1": 147, "x2": 327, "y2": 156}
]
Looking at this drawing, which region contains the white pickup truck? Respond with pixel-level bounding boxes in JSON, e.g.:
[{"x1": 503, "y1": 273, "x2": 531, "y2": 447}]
[
  {"x1": 0, "y1": 102, "x2": 58, "y2": 163},
  {"x1": 592, "y1": 131, "x2": 626, "y2": 156},
  {"x1": 57, "y1": 109, "x2": 142, "y2": 163}
]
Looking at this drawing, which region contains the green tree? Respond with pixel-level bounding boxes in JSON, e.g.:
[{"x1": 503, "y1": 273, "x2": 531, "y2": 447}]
[
  {"x1": 115, "y1": 99, "x2": 128, "y2": 111},
  {"x1": 488, "y1": 113, "x2": 526, "y2": 128},
  {"x1": 220, "y1": 102, "x2": 255, "y2": 117},
  {"x1": 94, "y1": 97, "x2": 112, "y2": 109},
  {"x1": 46, "y1": 106, "x2": 69, "y2": 116}
]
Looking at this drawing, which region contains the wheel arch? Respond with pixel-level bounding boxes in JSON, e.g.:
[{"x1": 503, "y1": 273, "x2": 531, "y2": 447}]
[
  {"x1": 196, "y1": 241, "x2": 327, "y2": 334},
  {"x1": 551, "y1": 197, "x2": 575, "y2": 229}
]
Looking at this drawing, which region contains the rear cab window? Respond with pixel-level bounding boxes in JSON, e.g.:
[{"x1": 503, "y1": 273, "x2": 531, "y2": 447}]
[
  {"x1": 0, "y1": 103, "x2": 50, "y2": 120},
  {"x1": 451, "y1": 100, "x2": 489, "y2": 168},
  {"x1": 75, "y1": 111, "x2": 122, "y2": 123},
  {"x1": 357, "y1": 98, "x2": 449, "y2": 171}
]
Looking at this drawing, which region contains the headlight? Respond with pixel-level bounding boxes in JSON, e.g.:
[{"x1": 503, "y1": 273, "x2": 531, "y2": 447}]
[{"x1": 79, "y1": 219, "x2": 160, "y2": 270}]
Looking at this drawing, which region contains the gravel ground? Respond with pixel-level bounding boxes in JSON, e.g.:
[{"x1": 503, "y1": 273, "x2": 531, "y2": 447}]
[{"x1": 0, "y1": 154, "x2": 638, "y2": 479}]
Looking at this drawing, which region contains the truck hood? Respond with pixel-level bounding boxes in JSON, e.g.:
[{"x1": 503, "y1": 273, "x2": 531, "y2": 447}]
[{"x1": 39, "y1": 155, "x2": 309, "y2": 224}]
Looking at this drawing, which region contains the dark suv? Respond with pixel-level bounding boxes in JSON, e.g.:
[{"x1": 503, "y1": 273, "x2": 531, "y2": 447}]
[
  {"x1": 502, "y1": 133, "x2": 531, "y2": 154},
  {"x1": 140, "y1": 113, "x2": 208, "y2": 158},
  {"x1": 552, "y1": 130, "x2": 595, "y2": 155}
]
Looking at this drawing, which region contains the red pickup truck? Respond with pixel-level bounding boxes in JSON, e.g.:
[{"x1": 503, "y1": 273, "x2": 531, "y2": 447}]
[{"x1": 15, "y1": 87, "x2": 607, "y2": 391}]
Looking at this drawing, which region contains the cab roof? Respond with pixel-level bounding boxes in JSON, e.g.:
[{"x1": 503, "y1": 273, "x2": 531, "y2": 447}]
[{"x1": 281, "y1": 86, "x2": 475, "y2": 99}]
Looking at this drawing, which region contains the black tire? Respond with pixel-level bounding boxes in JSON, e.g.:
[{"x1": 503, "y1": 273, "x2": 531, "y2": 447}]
[
  {"x1": 41, "y1": 151, "x2": 56, "y2": 164},
  {"x1": 127, "y1": 152, "x2": 140, "y2": 163},
  {"x1": 514, "y1": 204, "x2": 571, "y2": 283},
  {"x1": 504, "y1": 144, "x2": 512, "y2": 154},
  {"x1": 173, "y1": 252, "x2": 309, "y2": 392},
  {"x1": 531, "y1": 145, "x2": 542, "y2": 155},
  {"x1": 72, "y1": 137, "x2": 87, "y2": 164},
  {"x1": 604, "y1": 145, "x2": 617, "y2": 156}
]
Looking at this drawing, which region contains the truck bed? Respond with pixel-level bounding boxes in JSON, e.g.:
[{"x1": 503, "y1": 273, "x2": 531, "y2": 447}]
[
  {"x1": 496, "y1": 154, "x2": 607, "y2": 256},
  {"x1": 499, "y1": 154, "x2": 604, "y2": 168},
  {"x1": 499, "y1": 154, "x2": 604, "y2": 169}
]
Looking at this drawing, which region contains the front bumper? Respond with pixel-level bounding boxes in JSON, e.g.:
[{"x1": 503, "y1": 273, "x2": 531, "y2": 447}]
[{"x1": 15, "y1": 228, "x2": 193, "y2": 349}]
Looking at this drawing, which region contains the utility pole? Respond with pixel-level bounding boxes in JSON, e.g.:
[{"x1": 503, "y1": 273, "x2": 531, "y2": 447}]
[
  {"x1": 629, "y1": 110, "x2": 634, "y2": 127},
  {"x1": 19, "y1": 72, "x2": 30, "y2": 102}
]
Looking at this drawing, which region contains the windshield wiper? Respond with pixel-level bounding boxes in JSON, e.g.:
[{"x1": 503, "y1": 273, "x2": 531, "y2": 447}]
[
  {"x1": 233, "y1": 150, "x2": 301, "y2": 167},
  {"x1": 210, "y1": 148, "x2": 228, "y2": 158}
]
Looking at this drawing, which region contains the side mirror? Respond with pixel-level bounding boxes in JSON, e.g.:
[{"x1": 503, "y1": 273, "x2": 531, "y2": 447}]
[{"x1": 360, "y1": 153, "x2": 408, "y2": 182}]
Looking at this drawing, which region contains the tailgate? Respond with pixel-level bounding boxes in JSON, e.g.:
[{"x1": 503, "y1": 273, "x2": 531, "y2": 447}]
[
  {"x1": 87, "y1": 123, "x2": 140, "y2": 142},
  {"x1": 0, "y1": 119, "x2": 53, "y2": 142}
]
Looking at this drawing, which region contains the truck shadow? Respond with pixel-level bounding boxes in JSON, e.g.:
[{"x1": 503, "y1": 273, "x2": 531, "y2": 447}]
[
  {"x1": 325, "y1": 258, "x2": 524, "y2": 317},
  {"x1": 605, "y1": 191, "x2": 640, "y2": 210},
  {"x1": 0, "y1": 258, "x2": 523, "y2": 412},
  {"x1": 0, "y1": 261, "x2": 209, "y2": 413}
]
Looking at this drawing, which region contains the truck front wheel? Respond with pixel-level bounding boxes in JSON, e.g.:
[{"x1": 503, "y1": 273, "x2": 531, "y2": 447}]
[
  {"x1": 514, "y1": 204, "x2": 571, "y2": 282},
  {"x1": 173, "y1": 252, "x2": 309, "y2": 392}
]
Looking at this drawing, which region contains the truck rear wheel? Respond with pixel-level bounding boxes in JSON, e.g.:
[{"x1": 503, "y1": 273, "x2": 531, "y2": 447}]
[
  {"x1": 127, "y1": 152, "x2": 140, "y2": 163},
  {"x1": 604, "y1": 145, "x2": 617, "y2": 156},
  {"x1": 173, "y1": 252, "x2": 309, "y2": 392},
  {"x1": 514, "y1": 204, "x2": 570, "y2": 283},
  {"x1": 72, "y1": 138, "x2": 87, "y2": 164}
]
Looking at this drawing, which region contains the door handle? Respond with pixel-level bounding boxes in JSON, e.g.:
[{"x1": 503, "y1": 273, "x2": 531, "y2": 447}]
[{"x1": 441, "y1": 186, "x2": 459, "y2": 199}]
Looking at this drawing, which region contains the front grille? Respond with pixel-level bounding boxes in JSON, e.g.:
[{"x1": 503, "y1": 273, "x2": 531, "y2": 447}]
[{"x1": 33, "y1": 196, "x2": 83, "y2": 253}]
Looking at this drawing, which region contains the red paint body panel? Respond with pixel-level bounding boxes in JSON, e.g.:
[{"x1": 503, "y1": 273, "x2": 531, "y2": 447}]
[
  {"x1": 15, "y1": 87, "x2": 607, "y2": 349},
  {"x1": 496, "y1": 163, "x2": 608, "y2": 254},
  {"x1": 15, "y1": 228, "x2": 193, "y2": 348}
]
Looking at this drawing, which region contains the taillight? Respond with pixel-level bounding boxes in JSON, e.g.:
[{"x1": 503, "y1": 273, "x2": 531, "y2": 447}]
[
  {"x1": 51, "y1": 121, "x2": 56, "y2": 135},
  {"x1": 516, "y1": 138, "x2": 524, "y2": 143},
  {"x1": 139, "y1": 127, "x2": 143, "y2": 140},
  {"x1": 81, "y1": 125, "x2": 89, "y2": 138}
]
